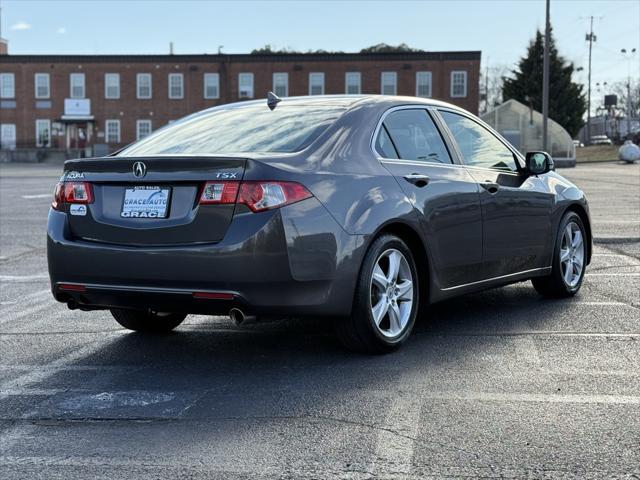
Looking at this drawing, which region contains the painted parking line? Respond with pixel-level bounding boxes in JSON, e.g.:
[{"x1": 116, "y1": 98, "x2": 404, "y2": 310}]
[
  {"x1": 0, "y1": 274, "x2": 49, "y2": 282},
  {"x1": 20, "y1": 194, "x2": 51, "y2": 199},
  {"x1": 418, "y1": 391, "x2": 640, "y2": 405},
  {"x1": 586, "y1": 273, "x2": 640, "y2": 276}
]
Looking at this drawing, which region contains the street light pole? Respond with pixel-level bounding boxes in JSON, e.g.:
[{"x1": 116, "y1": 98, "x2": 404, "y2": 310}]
[
  {"x1": 585, "y1": 16, "x2": 596, "y2": 145},
  {"x1": 542, "y1": 0, "x2": 550, "y2": 152}
]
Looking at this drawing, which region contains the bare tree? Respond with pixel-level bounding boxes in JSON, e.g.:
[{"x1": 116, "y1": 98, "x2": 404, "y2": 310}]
[{"x1": 480, "y1": 64, "x2": 510, "y2": 114}]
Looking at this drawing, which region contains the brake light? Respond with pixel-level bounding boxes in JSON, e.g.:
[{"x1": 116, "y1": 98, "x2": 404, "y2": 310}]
[
  {"x1": 199, "y1": 181, "x2": 240, "y2": 204},
  {"x1": 199, "y1": 181, "x2": 312, "y2": 212},
  {"x1": 51, "y1": 182, "x2": 94, "y2": 210},
  {"x1": 238, "y1": 181, "x2": 313, "y2": 212}
]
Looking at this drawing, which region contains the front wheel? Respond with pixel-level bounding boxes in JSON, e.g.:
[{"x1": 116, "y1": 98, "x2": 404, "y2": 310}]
[
  {"x1": 110, "y1": 309, "x2": 186, "y2": 333},
  {"x1": 532, "y1": 211, "x2": 587, "y2": 297},
  {"x1": 335, "y1": 234, "x2": 419, "y2": 353}
]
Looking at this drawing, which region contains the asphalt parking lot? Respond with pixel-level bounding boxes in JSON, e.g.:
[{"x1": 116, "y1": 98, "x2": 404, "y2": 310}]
[{"x1": 0, "y1": 161, "x2": 639, "y2": 479}]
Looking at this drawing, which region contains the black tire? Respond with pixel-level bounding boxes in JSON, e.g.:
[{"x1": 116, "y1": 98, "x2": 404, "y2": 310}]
[
  {"x1": 532, "y1": 211, "x2": 587, "y2": 298},
  {"x1": 110, "y1": 308, "x2": 186, "y2": 333},
  {"x1": 335, "y1": 234, "x2": 419, "y2": 353}
]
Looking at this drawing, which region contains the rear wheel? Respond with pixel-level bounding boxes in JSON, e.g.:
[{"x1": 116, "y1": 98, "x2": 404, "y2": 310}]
[
  {"x1": 532, "y1": 211, "x2": 587, "y2": 297},
  {"x1": 110, "y1": 309, "x2": 186, "y2": 333},
  {"x1": 335, "y1": 234, "x2": 419, "y2": 353}
]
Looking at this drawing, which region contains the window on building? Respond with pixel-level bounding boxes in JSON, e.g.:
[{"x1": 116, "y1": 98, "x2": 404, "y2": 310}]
[
  {"x1": 136, "y1": 119, "x2": 152, "y2": 140},
  {"x1": 104, "y1": 73, "x2": 120, "y2": 99},
  {"x1": 168, "y1": 73, "x2": 184, "y2": 99},
  {"x1": 450, "y1": 71, "x2": 467, "y2": 98},
  {"x1": 137, "y1": 73, "x2": 152, "y2": 99},
  {"x1": 416, "y1": 71, "x2": 432, "y2": 98},
  {"x1": 35, "y1": 119, "x2": 51, "y2": 148},
  {"x1": 105, "y1": 119, "x2": 121, "y2": 143},
  {"x1": 70, "y1": 73, "x2": 85, "y2": 99},
  {"x1": 345, "y1": 72, "x2": 361, "y2": 94},
  {"x1": 0, "y1": 124, "x2": 17, "y2": 150},
  {"x1": 0, "y1": 73, "x2": 15, "y2": 99},
  {"x1": 34, "y1": 73, "x2": 50, "y2": 99},
  {"x1": 382, "y1": 109, "x2": 451, "y2": 164},
  {"x1": 381, "y1": 72, "x2": 397, "y2": 95},
  {"x1": 309, "y1": 72, "x2": 325, "y2": 95},
  {"x1": 440, "y1": 110, "x2": 516, "y2": 171},
  {"x1": 238, "y1": 73, "x2": 254, "y2": 99},
  {"x1": 204, "y1": 73, "x2": 219, "y2": 99},
  {"x1": 273, "y1": 72, "x2": 288, "y2": 97}
]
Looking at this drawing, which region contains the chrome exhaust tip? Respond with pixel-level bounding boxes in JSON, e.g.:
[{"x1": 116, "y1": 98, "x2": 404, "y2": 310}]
[{"x1": 229, "y1": 308, "x2": 257, "y2": 326}]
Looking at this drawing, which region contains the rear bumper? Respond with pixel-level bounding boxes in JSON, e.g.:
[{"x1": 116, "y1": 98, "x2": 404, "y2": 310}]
[{"x1": 47, "y1": 197, "x2": 365, "y2": 317}]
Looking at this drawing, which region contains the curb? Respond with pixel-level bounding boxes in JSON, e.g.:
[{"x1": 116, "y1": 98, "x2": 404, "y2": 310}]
[{"x1": 594, "y1": 237, "x2": 640, "y2": 245}]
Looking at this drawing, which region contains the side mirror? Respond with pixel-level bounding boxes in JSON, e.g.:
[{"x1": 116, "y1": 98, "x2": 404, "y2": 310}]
[{"x1": 525, "y1": 151, "x2": 554, "y2": 175}]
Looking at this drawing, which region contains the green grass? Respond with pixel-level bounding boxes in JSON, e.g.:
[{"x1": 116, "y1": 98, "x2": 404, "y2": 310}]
[{"x1": 576, "y1": 145, "x2": 619, "y2": 163}]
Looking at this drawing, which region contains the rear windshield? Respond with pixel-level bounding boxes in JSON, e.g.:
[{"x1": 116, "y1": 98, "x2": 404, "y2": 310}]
[{"x1": 118, "y1": 104, "x2": 345, "y2": 156}]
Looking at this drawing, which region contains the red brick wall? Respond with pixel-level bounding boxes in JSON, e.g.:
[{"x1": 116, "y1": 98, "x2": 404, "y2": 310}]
[{"x1": 0, "y1": 53, "x2": 480, "y2": 150}]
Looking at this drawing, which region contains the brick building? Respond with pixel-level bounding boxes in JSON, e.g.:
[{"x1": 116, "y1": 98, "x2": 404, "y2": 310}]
[{"x1": 0, "y1": 49, "x2": 480, "y2": 156}]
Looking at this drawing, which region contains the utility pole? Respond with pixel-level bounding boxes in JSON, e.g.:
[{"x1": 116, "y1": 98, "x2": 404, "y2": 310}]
[
  {"x1": 542, "y1": 0, "x2": 550, "y2": 152},
  {"x1": 585, "y1": 16, "x2": 596, "y2": 145},
  {"x1": 621, "y1": 48, "x2": 637, "y2": 139}
]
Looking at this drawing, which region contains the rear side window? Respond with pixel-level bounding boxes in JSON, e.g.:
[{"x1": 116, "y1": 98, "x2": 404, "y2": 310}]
[
  {"x1": 380, "y1": 109, "x2": 451, "y2": 164},
  {"x1": 375, "y1": 126, "x2": 398, "y2": 159},
  {"x1": 118, "y1": 104, "x2": 345, "y2": 156}
]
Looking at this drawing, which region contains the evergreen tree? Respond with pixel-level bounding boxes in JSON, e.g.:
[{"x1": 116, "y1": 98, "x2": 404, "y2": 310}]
[{"x1": 502, "y1": 30, "x2": 586, "y2": 138}]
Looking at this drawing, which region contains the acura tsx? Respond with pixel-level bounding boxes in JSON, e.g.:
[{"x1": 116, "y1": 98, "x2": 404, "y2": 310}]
[{"x1": 47, "y1": 94, "x2": 592, "y2": 353}]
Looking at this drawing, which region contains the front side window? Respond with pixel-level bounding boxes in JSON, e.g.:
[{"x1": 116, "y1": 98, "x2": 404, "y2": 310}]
[
  {"x1": 118, "y1": 104, "x2": 345, "y2": 156},
  {"x1": 0, "y1": 73, "x2": 15, "y2": 98},
  {"x1": 35, "y1": 73, "x2": 50, "y2": 99},
  {"x1": 345, "y1": 72, "x2": 361, "y2": 94},
  {"x1": 440, "y1": 110, "x2": 517, "y2": 171},
  {"x1": 450, "y1": 71, "x2": 467, "y2": 98},
  {"x1": 273, "y1": 73, "x2": 288, "y2": 97},
  {"x1": 381, "y1": 109, "x2": 451, "y2": 164},
  {"x1": 309, "y1": 72, "x2": 324, "y2": 95},
  {"x1": 168, "y1": 73, "x2": 184, "y2": 99},
  {"x1": 204, "y1": 73, "x2": 219, "y2": 99},
  {"x1": 35, "y1": 119, "x2": 51, "y2": 147},
  {"x1": 136, "y1": 119, "x2": 152, "y2": 140},
  {"x1": 137, "y1": 73, "x2": 152, "y2": 99},
  {"x1": 381, "y1": 72, "x2": 397, "y2": 95},
  {"x1": 416, "y1": 71, "x2": 432, "y2": 98},
  {"x1": 238, "y1": 73, "x2": 254, "y2": 99},
  {"x1": 105, "y1": 119, "x2": 121, "y2": 143},
  {"x1": 104, "y1": 73, "x2": 120, "y2": 99},
  {"x1": 70, "y1": 73, "x2": 85, "y2": 98}
]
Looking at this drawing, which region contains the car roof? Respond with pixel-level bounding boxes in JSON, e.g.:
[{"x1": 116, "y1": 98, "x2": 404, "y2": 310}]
[{"x1": 210, "y1": 94, "x2": 468, "y2": 114}]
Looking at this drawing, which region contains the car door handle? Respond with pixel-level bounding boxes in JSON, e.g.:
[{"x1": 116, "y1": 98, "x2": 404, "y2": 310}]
[
  {"x1": 479, "y1": 181, "x2": 500, "y2": 194},
  {"x1": 403, "y1": 173, "x2": 430, "y2": 187}
]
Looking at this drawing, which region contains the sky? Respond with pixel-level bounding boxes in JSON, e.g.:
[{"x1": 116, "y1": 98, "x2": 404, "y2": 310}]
[{"x1": 1, "y1": 0, "x2": 639, "y2": 90}]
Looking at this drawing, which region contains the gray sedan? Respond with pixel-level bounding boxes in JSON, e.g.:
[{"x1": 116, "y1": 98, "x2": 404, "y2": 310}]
[{"x1": 47, "y1": 95, "x2": 592, "y2": 353}]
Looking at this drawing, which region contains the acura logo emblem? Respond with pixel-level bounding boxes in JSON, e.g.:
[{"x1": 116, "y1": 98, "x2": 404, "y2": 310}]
[{"x1": 133, "y1": 161, "x2": 147, "y2": 178}]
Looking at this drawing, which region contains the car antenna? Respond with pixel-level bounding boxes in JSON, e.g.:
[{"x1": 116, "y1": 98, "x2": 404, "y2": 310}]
[{"x1": 267, "y1": 91, "x2": 282, "y2": 111}]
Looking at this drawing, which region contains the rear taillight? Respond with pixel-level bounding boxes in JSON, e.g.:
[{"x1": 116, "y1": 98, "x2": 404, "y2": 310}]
[
  {"x1": 199, "y1": 181, "x2": 240, "y2": 204},
  {"x1": 199, "y1": 181, "x2": 312, "y2": 212},
  {"x1": 238, "y1": 182, "x2": 312, "y2": 212},
  {"x1": 51, "y1": 182, "x2": 94, "y2": 210}
]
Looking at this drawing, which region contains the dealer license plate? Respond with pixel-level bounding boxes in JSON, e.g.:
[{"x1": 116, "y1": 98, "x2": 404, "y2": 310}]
[{"x1": 121, "y1": 186, "x2": 170, "y2": 218}]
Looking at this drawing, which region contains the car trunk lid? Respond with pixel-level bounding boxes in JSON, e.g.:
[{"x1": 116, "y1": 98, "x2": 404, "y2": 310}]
[{"x1": 62, "y1": 156, "x2": 246, "y2": 246}]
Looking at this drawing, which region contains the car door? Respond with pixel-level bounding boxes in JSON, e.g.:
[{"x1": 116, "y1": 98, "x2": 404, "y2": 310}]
[
  {"x1": 374, "y1": 107, "x2": 483, "y2": 289},
  {"x1": 437, "y1": 109, "x2": 555, "y2": 280}
]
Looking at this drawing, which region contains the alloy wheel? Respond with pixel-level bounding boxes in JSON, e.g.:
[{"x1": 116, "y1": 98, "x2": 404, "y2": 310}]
[
  {"x1": 370, "y1": 248, "x2": 414, "y2": 338},
  {"x1": 560, "y1": 221, "x2": 585, "y2": 288}
]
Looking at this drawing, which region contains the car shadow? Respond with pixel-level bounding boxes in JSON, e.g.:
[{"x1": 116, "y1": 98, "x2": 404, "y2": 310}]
[{"x1": 26, "y1": 281, "x2": 590, "y2": 423}]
